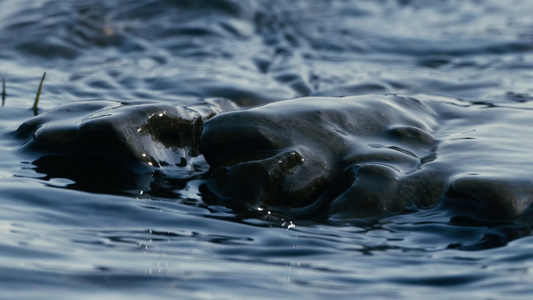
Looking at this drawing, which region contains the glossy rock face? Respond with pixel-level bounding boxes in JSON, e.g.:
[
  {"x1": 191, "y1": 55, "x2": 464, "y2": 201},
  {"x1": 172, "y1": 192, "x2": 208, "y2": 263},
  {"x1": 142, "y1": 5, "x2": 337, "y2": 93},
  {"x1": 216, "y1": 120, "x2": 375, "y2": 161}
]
[
  {"x1": 12, "y1": 93, "x2": 533, "y2": 222},
  {"x1": 200, "y1": 95, "x2": 533, "y2": 221},
  {"x1": 14, "y1": 98, "x2": 238, "y2": 192}
]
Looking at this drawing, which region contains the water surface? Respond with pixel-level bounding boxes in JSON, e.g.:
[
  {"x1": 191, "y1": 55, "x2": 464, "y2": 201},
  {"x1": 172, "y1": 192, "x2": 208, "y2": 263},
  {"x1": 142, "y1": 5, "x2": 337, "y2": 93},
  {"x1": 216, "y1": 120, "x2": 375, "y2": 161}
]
[{"x1": 1, "y1": 0, "x2": 533, "y2": 299}]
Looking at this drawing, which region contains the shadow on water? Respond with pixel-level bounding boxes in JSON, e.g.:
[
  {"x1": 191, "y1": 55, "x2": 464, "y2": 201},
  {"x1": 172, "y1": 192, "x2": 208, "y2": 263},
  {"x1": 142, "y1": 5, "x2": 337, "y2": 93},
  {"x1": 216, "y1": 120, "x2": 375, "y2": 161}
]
[{"x1": 20, "y1": 150, "x2": 533, "y2": 253}]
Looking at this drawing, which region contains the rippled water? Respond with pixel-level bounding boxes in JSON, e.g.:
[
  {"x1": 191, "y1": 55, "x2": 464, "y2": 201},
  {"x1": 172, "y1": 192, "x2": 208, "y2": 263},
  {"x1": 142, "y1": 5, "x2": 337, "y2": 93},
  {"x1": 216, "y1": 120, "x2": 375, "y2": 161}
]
[{"x1": 1, "y1": 0, "x2": 533, "y2": 299}]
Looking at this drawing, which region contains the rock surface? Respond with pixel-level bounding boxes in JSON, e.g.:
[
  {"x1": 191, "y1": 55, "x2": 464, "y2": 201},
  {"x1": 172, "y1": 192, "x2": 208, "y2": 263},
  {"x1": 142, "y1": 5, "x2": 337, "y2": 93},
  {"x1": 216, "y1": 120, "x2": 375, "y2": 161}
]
[
  {"x1": 13, "y1": 94, "x2": 533, "y2": 221},
  {"x1": 200, "y1": 95, "x2": 533, "y2": 221}
]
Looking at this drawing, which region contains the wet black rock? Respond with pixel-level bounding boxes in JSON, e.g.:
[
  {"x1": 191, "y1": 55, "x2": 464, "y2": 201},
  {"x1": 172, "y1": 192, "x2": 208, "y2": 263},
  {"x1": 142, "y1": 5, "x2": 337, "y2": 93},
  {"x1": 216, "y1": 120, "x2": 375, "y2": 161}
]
[
  {"x1": 200, "y1": 95, "x2": 533, "y2": 221},
  {"x1": 13, "y1": 94, "x2": 533, "y2": 222}
]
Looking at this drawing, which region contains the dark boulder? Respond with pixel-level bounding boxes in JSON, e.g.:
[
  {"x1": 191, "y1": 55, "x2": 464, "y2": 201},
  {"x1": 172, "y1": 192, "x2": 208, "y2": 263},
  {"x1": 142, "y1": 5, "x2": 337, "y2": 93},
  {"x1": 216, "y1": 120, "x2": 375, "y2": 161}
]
[{"x1": 200, "y1": 95, "x2": 533, "y2": 221}]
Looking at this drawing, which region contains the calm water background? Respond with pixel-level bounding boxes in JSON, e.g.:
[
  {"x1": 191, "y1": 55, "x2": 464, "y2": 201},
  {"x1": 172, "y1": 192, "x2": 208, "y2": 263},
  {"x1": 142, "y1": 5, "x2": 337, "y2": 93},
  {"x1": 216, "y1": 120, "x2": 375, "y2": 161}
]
[{"x1": 1, "y1": 0, "x2": 533, "y2": 299}]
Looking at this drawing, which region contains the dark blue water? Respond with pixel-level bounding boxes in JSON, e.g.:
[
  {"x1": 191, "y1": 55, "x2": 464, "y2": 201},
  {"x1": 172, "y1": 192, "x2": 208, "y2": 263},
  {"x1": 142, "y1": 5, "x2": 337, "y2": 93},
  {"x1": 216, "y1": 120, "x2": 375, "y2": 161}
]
[{"x1": 1, "y1": 0, "x2": 533, "y2": 299}]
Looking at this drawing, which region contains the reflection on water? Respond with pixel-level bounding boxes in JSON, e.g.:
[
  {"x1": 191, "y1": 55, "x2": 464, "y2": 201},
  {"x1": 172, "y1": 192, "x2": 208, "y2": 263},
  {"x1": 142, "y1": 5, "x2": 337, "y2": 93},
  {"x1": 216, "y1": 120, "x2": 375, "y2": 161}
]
[{"x1": 1, "y1": 0, "x2": 533, "y2": 299}]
